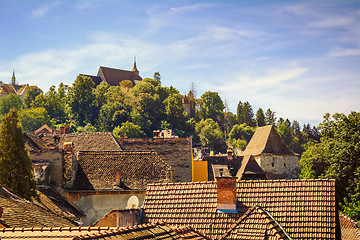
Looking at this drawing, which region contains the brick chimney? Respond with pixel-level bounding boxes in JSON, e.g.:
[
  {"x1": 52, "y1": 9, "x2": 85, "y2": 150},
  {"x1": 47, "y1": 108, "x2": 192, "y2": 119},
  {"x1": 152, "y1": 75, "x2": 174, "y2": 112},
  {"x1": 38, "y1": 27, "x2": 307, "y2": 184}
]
[{"x1": 216, "y1": 176, "x2": 237, "y2": 213}]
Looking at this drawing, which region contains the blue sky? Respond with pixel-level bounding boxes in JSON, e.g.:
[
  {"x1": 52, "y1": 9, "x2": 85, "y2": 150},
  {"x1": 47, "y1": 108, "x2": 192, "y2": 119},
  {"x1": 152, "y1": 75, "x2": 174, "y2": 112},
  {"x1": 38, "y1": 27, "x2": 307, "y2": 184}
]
[{"x1": 0, "y1": 0, "x2": 359, "y2": 126}]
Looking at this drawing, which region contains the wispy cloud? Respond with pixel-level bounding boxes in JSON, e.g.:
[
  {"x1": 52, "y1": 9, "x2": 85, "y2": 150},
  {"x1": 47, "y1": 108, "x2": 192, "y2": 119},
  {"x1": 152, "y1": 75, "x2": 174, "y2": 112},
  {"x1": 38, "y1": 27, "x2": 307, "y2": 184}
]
[
  {"x1": 31, "y1": 2, "x2": 59, "y2": 18},
  {"x1": 76, "y1": 1, "x2": 95, "y2": 10},
  {"x1": 309, "y1": 16, "x2": 354, "y2": 28},
  {"x1": 328, "y1": 46, "x2": 360, "y2": 57},
  {"x1": 170, "y1": 3, "x2": 215, "y2": 14}
]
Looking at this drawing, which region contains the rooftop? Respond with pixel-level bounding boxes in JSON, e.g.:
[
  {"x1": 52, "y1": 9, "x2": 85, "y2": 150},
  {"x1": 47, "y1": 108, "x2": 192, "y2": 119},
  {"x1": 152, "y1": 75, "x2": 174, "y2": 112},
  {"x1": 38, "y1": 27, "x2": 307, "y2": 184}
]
[
  {"x1": 0, "y1": 187, "x2": 76, "y2": 228},
  {"x1": 67, "y1": 151, "x2": 172, "y2": 190},
  {"x1": 241, "y1": 125, "x2": 296, "y2": 156},
  {"x1": 120, "y1": 137, "x2": 192, "y2": 182},
  {"x1": 142, "y1": 179, "x2": 337, "y2": 240}
]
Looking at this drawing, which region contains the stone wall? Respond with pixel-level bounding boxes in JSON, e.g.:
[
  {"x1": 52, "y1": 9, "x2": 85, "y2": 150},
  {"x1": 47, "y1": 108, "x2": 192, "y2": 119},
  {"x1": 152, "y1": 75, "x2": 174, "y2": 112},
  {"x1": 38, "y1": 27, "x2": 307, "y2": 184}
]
[
  {"x1": 254, "y1": 153, "x2": 299, "y2": 179},
  {"x1": 29, "y1": 150, "x2": 62, "y2": 187}
]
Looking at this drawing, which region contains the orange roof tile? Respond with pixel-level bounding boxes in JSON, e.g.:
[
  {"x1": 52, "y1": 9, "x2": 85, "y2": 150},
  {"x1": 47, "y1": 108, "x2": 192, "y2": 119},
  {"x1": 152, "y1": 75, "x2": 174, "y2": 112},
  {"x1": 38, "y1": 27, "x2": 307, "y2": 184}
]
[
  {"x1": 142, "y1": 179, "x2": 337, "y2": 240},
  {"x1": 339, "y1": 213, "x2": 360, "y2": 240}
]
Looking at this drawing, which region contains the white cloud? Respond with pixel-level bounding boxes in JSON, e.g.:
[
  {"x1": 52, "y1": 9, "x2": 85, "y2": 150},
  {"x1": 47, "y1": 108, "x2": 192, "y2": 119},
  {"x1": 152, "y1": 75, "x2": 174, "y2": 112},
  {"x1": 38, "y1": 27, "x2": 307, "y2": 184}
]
[
  {"x1": 328, "y1": 46, "x2": 360, "y2": 57},
  {"x1": 309, "y1": 16, "x2": 354, "y2": 28},
  {"x1": 170, "y1": 4, "x2": 215, "y2": 13},
  {"x1": 76, "y1": 1, "x2": 95, "y2": 10},
  {"x1": 31, "y1": 2, "x2": 59, "y2": 18},
  {"x1": 215, "y1": 67, "x2": 308, "y2": 92}
]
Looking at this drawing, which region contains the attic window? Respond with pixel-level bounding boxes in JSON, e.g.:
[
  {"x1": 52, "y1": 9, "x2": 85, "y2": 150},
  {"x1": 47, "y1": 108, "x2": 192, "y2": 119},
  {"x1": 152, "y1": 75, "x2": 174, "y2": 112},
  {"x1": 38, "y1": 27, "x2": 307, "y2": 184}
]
[{"x1": 219, "y1": 168, "x2": 224, "y2": 177}]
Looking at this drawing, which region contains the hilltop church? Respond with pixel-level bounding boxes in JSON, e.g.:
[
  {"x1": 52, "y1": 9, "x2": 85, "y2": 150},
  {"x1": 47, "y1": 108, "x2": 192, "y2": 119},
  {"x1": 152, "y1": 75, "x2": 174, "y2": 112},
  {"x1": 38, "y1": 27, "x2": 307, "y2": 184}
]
[
  {"x1": 80, "y1": 58, "x2": 142, "y2": 87},
  {"x1": 0, "y1": 70, "x2": 28, "y2": 98}
]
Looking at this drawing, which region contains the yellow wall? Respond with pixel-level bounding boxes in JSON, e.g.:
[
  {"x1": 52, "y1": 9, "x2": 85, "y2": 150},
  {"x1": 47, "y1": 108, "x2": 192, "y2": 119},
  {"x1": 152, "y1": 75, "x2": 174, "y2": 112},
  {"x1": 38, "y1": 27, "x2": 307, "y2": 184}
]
[{"x1": 192, "y1": 160, "x2": 208, "y2": 182}]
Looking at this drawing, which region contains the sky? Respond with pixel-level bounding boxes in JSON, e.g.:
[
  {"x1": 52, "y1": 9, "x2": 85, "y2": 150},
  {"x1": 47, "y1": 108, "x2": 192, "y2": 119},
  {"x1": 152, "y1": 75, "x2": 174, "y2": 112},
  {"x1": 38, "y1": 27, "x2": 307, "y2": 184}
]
[{"x1": 0, "y1": 0, "x2": 359, "y2": 126}]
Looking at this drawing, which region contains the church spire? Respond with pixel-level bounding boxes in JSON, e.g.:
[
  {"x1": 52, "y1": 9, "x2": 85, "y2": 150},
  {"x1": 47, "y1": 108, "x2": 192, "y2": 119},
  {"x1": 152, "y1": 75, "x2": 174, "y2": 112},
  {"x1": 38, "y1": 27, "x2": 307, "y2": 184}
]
[
  {"x1": 11, "y1": 69, "x2": 16, "y2": 85},
  {"x1": 132, "y1": 57, "x2": 139, "y2": 73}
]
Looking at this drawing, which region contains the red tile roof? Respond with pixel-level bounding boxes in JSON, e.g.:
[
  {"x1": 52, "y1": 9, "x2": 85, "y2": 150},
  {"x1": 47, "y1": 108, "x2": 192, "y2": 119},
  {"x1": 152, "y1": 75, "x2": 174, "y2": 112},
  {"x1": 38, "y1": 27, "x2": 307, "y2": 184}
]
[
  {"x1": 221, "y1": 206, "x2": 290, "y2": 240},
  {"x1": 0, "y1": 226, "x2": 121, "y2": 239},
  {"x1": 75, "y1": 222, "x2": 179, "y2": 240},
  {"x1": 339, "y1": 213, "x2": 360, "y2": 240},
  {"x1": 142, "y1": 179, "x2": 337, "y2": 240}
]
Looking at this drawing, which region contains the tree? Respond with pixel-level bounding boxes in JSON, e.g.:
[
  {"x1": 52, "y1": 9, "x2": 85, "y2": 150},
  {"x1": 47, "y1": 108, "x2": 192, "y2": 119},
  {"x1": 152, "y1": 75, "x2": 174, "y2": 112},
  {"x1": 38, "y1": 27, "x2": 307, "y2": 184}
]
[
  {"x1": 195, "y1": 118, "x2": 226, "y2": 153},
  {"x1": 236, "y1": 101, "x2": 244, "y2": 124},
  {"x1": 76, "y1": 123, "x2": 97, "y2": 132},
  {"x1": 113, "y1": 121, "x2": 145, "y2": 138},
  {"x1": 153, "y1": 72, "x2": 161, "y2": 84},
  {"x1": 67, "y1": 75, "x2": 96, "y2": 126},
  {"x1": 163, "y1": 93, "x2": 186, "y2": 130},
  {"x1": 97, "y1": 101, "x2": 128, "y2": 132},
  {"x1": 265, "y1": 108, "x2": 276, "y2": 125},
  {"x1": 276, "y1": 121, "x2": 292, "y2": 146},
  {"x1": 130, "y1": 93, "x2": 160, "y2": 136},
  {"x1": 23, "y1": 86, "x2": 43, "y2": 108},
  {"x1": 19, "y1": 107, "x2": 51, "y2": 132},
  {"x1": 32, "y1": 86, "x2": 65, "y2": 124},
  {"x1": 0, "y1": 94, "x2": 23, "y2": 116},
  {"x1": 256, "y1": 108, "x2": 265, "y2": 127},
  {"x1": 228, "y1": 123, "x2": 255, "y2": 150},
  {"x1": 242, "y1": 101, "x2": 255, "y2": 127},
  {"x1": 93, "y1": 81, "x2": 110, "y2": 109},
  {"x1": 199, "y1": 91, "x2": 224, "y2": 122},
  {"x1": 300, "y1": 111, "x2": 360, "y2": 221},
  {"x1": 0, "y1": 109, "x2": 37, "y2": 201}
]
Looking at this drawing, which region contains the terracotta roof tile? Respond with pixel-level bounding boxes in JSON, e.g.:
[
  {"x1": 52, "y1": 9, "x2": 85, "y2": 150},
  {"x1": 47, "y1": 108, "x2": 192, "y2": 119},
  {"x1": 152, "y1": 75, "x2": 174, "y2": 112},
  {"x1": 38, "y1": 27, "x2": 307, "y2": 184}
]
[
  {"x1": 339, "y1": 213, "x2": 360, "y2": 240},
  {"x1": 142, "y1": 179, "x2": 337, "y2": 240},
  {"x1": 0, "y1": 187, "x2": 77, "y2": 228},
  {"x1": 76, "y1": 222, "x2": 180, "y2": 240},
  {"x1": 120, "y1": 138, "x2": 192, "y2": 182},
  {"x1": 0, "y1": 226, "x2": 120, "y2": 239},
  {"x1": 69, "y1": 151, "x2": 172, "y2": 190},
  {"x1": 41, "y1": 132, "x2": 123, "y2": 152}
]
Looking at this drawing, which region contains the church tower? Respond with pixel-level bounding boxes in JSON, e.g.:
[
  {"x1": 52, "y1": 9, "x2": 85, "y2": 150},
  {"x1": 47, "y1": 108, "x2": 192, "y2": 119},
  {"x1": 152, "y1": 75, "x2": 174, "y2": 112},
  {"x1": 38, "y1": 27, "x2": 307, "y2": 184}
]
[
  {"x1": 132, "y1": 57, "x2": 139, "y2": 73},
  {"x1": 11, "y1": 70, "x2": 17, "y2": 86}
]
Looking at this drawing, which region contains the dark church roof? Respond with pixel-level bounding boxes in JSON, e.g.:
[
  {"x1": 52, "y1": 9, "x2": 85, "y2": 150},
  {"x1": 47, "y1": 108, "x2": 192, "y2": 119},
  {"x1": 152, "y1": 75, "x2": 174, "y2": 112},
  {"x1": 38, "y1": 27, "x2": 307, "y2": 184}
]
[{"x1": 80, "y1": 60, "x2": 142, "y2": 87}]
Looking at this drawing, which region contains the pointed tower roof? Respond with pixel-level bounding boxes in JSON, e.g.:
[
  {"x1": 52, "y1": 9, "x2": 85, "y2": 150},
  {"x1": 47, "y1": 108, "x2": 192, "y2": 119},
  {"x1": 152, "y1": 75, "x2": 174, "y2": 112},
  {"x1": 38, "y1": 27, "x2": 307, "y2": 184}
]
[
  {"x1": 132, "y1": 57, "x2": 139, "y2": 72},
  {"x1": 240, "y1": 125, "x2": 296, "y2": 156},
  {"x1": 11, "y1": 69, "x2": 16, "y2": 85}
]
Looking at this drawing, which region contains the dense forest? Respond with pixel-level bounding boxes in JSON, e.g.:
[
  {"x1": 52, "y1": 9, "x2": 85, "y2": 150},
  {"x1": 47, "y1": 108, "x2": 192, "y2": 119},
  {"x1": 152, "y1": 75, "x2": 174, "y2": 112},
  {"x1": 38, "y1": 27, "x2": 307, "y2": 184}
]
[
  {"x1": 0, "y1": 74, "x2": 320, "y2": 154},
  {"x1": 0, "y1": 74, "x2": 359, "y2": 221}
]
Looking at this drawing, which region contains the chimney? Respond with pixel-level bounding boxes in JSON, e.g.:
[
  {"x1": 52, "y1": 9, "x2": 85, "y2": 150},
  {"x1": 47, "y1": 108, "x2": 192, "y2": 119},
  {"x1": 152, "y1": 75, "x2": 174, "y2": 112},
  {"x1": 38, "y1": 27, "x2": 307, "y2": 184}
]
[
  {"x1": 63, "y1": 142, "x2": 74, "y2": 152},
  {"x1": 115, "y1": 170, "x2": 121, "y2": 186},
  {"x1": 227, "y1": 149, "x2": 233, "y2": 161},
  {"x1": 216, "y1": 176, "x2": 237, "y2": 213}
]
